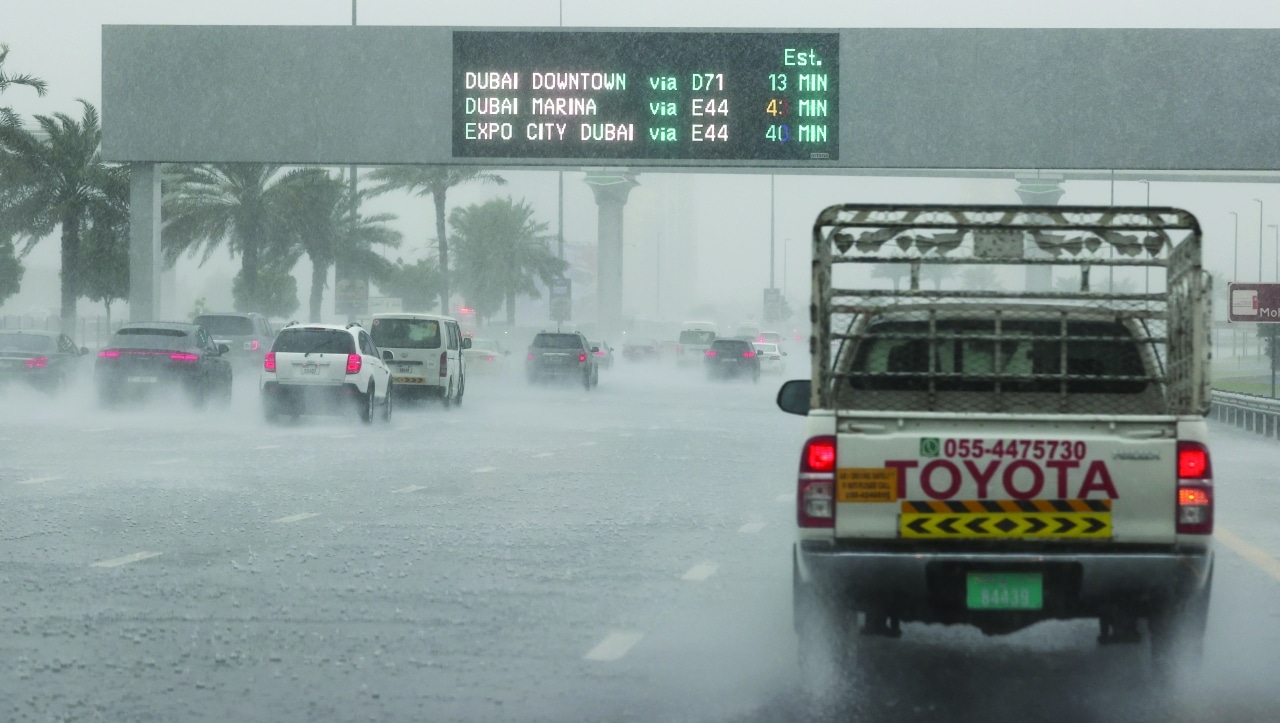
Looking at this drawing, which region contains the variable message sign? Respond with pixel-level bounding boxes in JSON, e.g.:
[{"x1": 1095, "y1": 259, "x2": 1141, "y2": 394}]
[
  {"x1": 1228, "y1": 283, "x2": 1280, "y2": 322},
  {"x1": 452, "y1": 31, "x2": 839, "y2": 162}
]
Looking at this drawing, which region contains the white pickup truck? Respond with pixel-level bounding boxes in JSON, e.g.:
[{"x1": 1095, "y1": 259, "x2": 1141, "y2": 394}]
[{"x1": 777, "y1": 205, "x2": 1214, "y2": 683}]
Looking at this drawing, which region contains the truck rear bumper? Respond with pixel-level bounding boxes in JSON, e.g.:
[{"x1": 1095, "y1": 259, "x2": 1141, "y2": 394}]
[{"x1": 797, "y1": 541, "x2": 1212, "y2": 623}]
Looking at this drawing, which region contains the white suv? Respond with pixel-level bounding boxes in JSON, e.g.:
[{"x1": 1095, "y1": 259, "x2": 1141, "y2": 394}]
[{"x1": 260, "y1": 322, "x2": 392, "y2": 423}]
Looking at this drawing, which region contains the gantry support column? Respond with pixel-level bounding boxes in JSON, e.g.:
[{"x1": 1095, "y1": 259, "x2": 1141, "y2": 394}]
[
  {"x1": 128, "y1": 162, "x2": 163, "y2": 322},
  {"x1": 584, "y1": 172, "x2": 639, "y2": 335}
]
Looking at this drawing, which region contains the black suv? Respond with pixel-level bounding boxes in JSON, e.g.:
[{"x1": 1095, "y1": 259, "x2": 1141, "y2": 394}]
[
  {"x1": 705, "y1": 337, "x2": 761, "y2": 383},
  {"x1": 526, "y1": 332, "x2": 599, "y2": 389}
]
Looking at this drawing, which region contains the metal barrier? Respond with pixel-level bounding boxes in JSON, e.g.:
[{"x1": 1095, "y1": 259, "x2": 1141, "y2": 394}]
[{"x1": 1210, "y1": 389, "x2": 1280, "y2": 438}]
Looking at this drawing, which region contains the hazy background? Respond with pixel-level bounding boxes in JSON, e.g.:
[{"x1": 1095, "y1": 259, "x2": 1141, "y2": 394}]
[{"x1": 4, "y1": 0, "x2": 1280, "y2": 329}]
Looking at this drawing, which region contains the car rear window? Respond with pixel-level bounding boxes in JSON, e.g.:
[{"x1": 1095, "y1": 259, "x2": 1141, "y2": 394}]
[
  {"x1": 111, "y1": 327, "x2": 191, "y2": 351},
  {"x1": 679, "y1": 330, "x2": 715, "y2": 345},
  {"x1": 371, "y1": 318, "x2": 441, "y2": 349},
  {"x1": 272, "y1": 329, "x2": 356, "y2": 355},
  {"x1": 847, "y1": 319, "x2": 1149, "y2": 394},
  {"x1": 712, "y1": 340, "x2": 751, "y2": 353},
  {"x1": 533, "y1": 334, "x2": 584, "y2": 349},
  {"x1": 756, "y1": 343, "x2": 779, "y2": 354},
  {"x1": 193, "y1": 315, "x2": 254, "y2": 336},
  {"x1": 0, "y1": 333, "x2": 54, "y2": 353}
]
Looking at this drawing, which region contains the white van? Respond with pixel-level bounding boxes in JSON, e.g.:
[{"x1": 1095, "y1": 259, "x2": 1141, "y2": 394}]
[
  {"x1": 676, "y1": 321, "x2": 718, "y2": 367},
  {"x1": 370, "y1": 313, "x2": 469, "y2": 407}
]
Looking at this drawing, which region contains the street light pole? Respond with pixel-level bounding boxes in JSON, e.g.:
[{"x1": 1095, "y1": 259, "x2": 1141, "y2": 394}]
[
  {"x1": 1139, "y1": 180, "x2": 1150, "y2": 296},
  {"x1": 1255, "y1": 198, "x2": 1265, "y2": 283},
  {"x1": 655, "y1": 230, "x2": 661, "y2": 320},
  {"x1": 769, "y1": 175, "x2": 776, "y2": 290},
  {"x1": 1231, "y1": 211, "x2": 1239, "y2": 282}
]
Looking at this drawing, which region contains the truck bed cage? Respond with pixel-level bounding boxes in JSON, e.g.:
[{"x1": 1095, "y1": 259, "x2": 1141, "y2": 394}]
[{"x1": 811, "y1": 205, "x2": 1210, "y2": 417}]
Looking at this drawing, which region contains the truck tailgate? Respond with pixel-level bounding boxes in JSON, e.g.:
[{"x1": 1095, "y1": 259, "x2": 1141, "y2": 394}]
[{"x1": 834, "y1": 415, "x2": 1178, "y2": 545}]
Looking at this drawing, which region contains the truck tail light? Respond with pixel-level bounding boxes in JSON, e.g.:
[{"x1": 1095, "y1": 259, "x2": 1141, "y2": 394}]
[
  {"x1": 439, "y1": 351, "x2": 448, "y2": 377},
  {"x1": 346, "y1": 354, "x2": 362, "y2": 375},
  {"x1": 263, "y1": 351, "x2": 276, "y2": 372},
  {"x1": 798, "y1": 435, "x2": 837, "y2": 528},
  {"x1": 1176, "y1": 440, "x2": 1213, "y2": 535}
]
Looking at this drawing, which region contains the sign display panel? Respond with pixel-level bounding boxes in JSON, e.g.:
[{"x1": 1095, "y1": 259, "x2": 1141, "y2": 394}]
[
  {"x1": 452, "y1": 31, "x2": 839, "y2": 162},
  {"x1": 1229, "y1": 283, "x2": 1280, "y2": 322}
]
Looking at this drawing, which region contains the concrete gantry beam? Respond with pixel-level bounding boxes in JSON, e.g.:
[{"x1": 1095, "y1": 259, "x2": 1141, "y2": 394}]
[
  {"x1": 128, "y1": 163, "x2": 162, "y2": 322},
  {"x1": 584, "y1": 171, "x2": 638, "y2": 335}
]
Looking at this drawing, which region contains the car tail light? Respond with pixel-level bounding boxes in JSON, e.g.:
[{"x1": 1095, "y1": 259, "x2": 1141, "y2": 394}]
[
  {"x1": 250, "y1": 340, "x2": 260, "y2": 351},
  {"x1": 578, "y1": 352, "x2": 587, "y2": 362},
  {"x1": 705, "y1": 350, "x2": 717, "y2": 357},
  {"x1": 346, "y1": 354, "x2": 362, "y2": 374},
  {"x1": 98, "y1": 350, "x2": 120, "y2": 358},
  {"x1": 263, "y1": 351, "x2": 276, "y2": 372},
  {"x1": 439, "y1": 351, "x2": 447, "y2": 377},
  {"x1": 527, "y1": 352, "x2": 534, "y2": 360},
  {"x1": 170, "y1": 352, "x2": 199, "y2": 362},
  {"x1": 676, "y1": 345, "x2": 682, "y2": 352},
  {"x1": 25, "y1": 356, "x2": 48, "y2": 368},
  {"x1": 798, "y1": 435, "x2": 837, "y2": 528},
  {"x1": 595, "y1": 350, "x2": 605, "y2": 356},
  {"x1": 1176, "y1": 441, "x2": 1212, "y2": 535},
  {"x1": 743, "y1": 351, "x2": 756, "y2": 358}
]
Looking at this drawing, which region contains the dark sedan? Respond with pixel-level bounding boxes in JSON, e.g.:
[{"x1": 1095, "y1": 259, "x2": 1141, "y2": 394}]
[
  {"x1": 0, "y1": 330, "x2": 88, "y2": 393},
  {"x1": 95, "y1": 322, "x2": 233, "y2": 408},
  {"x1": 622, "y1": 337, "x2": 662, "y2": 362},
  {"x1": 704, "y1": 338, "x2": 761, "y2": 383}
]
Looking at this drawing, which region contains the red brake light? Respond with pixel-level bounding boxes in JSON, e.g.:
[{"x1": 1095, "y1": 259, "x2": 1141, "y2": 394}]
[
  {"x1": 439, "y1": 351, "x2": 447, "y2": 377},
  {"x1": 676, "y1": 345, "x2": 682, "y2": 352},
  {"x1": 743, "y1": 351, "x2": 755, "y2": 358},
  {"x1": 250, "y1": 339, "x2": 260, "y2": 351},
  {"x1": 346, "y1": 354, "x2": 362, "y2": 374},
  {"x1": 487, "y1": 356, "x2": 494, "y2": 362},
  {"x1": 25, "y1": 356, "x2": 48, "y2": 368},
  {"x1": 527, "y1": 352, "x2": 534, "y2": 361},
  {"x1": 798, "y1": 435, "x2": 837, "y2": 528},
  {"x1": 98, "y1": 350, "x2": 120, "y2": 358},
  {"x1": 578, "y1": 352, "x2": 587, "y2": 362},
  {"x1": 1176, "y1": 440, "x2": 1213, "y2": 535},
  {"x1": 1177, "y1": 443, "x2": 1210, "y2": 479},
  {"x1": 705, "y1": 350, "x2": 717, "y2": 357},
  {"x1": 264, "y1": 351, "x2": 276, "y2": 372},
  {"x1": 170, "y1": 352, "x2": 199, "y2": 362}
]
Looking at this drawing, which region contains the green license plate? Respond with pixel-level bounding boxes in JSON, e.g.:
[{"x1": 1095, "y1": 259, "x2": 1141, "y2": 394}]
[{"x1": 966, "y1": 572, "x2": 1043, "y2": 610}]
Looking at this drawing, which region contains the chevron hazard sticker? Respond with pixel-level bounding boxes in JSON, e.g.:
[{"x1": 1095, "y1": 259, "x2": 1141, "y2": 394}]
[{"x1": 900, "y1": 499, "x2": 1112, "y2": 539}]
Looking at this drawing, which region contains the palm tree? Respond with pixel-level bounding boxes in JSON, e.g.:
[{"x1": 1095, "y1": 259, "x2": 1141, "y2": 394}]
[
  {"x1": 163, "y1": 163, "x2": 301, "y2": 313},
  {"x1": 0, "y1": 100, "x2": 114, "y2": 331},
  {"x1": 272, "y1": 168, "x2": 401, "y2": 322},
  {"x1": 450, "y1": 197, "x2": 567, "y2": 326},
  {"x1": 367, "y1": 166, "x2": 505, "y2": 314},
  {"x1": 0, "y1": 43, "x2": 47, "y2": 129},
  {"x1": 79, "y1": 165, "x2": 131, "y2": 327}
]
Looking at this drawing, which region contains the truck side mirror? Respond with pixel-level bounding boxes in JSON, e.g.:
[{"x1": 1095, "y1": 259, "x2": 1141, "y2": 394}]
[
  {"x1": 462, "y1": 337, "x2": 472, "y2": 350},
  {"x1": 776, "y1": 379, "x2": 812, "y2": 416}
]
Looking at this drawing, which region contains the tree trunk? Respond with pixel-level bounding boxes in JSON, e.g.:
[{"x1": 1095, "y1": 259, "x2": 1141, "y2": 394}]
[
  {"x1": 241, "y1": 236, "x2": 260, "y2": 312},
  {"x1": 506, "y1": 292, "x2": 516, "y2": 326},
  {"x1": 59, "y1": 207, "x2": 82, "y2": 334},
  {"x1": 309, "y1": 255, "x2": 328, "y2": 323},
  {"x1": 433, "y1": 187, "x2": 449, "y2": 315}
]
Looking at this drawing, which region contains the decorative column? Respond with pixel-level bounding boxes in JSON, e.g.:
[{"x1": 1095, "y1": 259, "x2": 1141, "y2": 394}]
[
  {"x1": 584, "y1": 172, "x2": 639, "y2": 334},
  {"x1": 128, "y1": 162, "x2": 162, "y2": 322}
]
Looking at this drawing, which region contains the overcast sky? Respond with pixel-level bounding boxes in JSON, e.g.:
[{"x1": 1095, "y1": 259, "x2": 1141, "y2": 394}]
[{"x1": 5, "y1": 1, "x2": 1280, "y2": 323}]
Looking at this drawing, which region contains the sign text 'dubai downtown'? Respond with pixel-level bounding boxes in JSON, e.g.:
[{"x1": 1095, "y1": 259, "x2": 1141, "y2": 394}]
[{"x1": 452, "y1": 31, "x2": 840, "y2": 162}]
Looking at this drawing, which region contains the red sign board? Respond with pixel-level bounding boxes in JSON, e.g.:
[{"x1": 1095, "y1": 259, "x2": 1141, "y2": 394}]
[{"x1": 1228, "y1": 283, "x2": 1280, "y2": 322}]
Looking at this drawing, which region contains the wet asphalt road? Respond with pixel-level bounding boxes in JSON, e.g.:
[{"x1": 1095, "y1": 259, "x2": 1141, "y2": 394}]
[{"x1": 1, "y1": 360, "x2": 1278, "y2": 722}]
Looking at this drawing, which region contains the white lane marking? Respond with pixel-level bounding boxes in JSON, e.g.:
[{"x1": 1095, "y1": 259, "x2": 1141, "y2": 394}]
[
  {"x1": 681, "y1": 562, "x2": 719, "y2": 582},
  {"x1": 648, "y1": 425, "x2": 661, "y2": 430},
  {"x1": 472, "y1": 466, "x2": 497, "y2": 474},
  {"x1": 152, "y1": 458, "x2": 189, "y2": 466},
  {"x1": 579, "y1": 441, "x2": 597, "y2": 447},
  {"x1": 533, "y1": 452, "x2": 554, "y2": 458},
  {"x1": 776, "y1": 493, "x2": 792, "y2": 503},
  {"x1": 391, "y1": 485, "x2": 426, "y2": 494},
  {"x1": 91, "y1": 551, "x2": 162, "y2": 568},
  {"x1": 254, "y1": 444, "x2": 281, "y2": 450},
  {"x1": 82, "y1": 427, "x2": 115, "y2": 433},
  {"x1": 329, "y1": 434, "x2": 357, "y2": 440},
  {"x1": 738, "y1": 522, "x2": 766, "y2": 534},
  {"x1": 273, "y1": 513, "x2": 321, "y2": 524},
  {"x1": 1217, "y1": 528, "x2": 1280, "y2": 584},
  {"x1": 17, "y1": 476, "x2": 63, "y2": 485},
  {"x1": 583, "y1": 631, "x2": 644, "y2": 662},
  {"x1": 618, "y1": 432, "x2": 634, "y2": 438}
]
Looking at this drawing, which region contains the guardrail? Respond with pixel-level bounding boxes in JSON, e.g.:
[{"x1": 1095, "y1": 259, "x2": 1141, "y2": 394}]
[{"x1": 1210, "y1": 389, "x2": 1280, "y2": 437}]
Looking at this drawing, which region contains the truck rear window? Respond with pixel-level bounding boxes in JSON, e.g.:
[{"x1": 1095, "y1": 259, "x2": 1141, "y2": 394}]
[
  {"x1": 846, "y1": 320, "x2": 1150, "y2": 394},
  {"x1": 679, "y1": 330, "x2": 716, "y2": 345},
  {"x1": 371, "y1": 318, "x2": 440, "y2": 349},
  {"x1": 194, "y1": 315, "x2": 254, "y2": 336}
]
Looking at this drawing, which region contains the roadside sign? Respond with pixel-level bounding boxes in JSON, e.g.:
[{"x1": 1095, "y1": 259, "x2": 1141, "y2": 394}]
[
  {"x1": 549, "y1": 278, "x2": 572, "y2": 322},
  {"x1": 1228, "y1": 283, "x2": 1280, "y2": 322}
]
